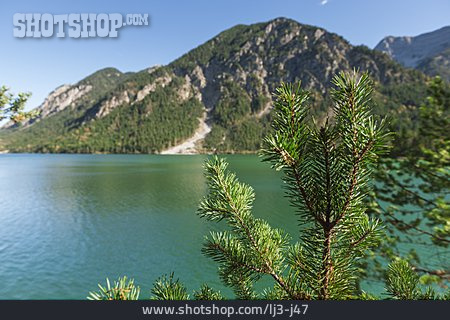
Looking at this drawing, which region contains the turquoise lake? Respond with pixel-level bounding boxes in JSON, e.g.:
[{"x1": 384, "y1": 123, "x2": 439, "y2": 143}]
[{"x1": 0, "y1": 154, "x2": 446, "y2": 299}]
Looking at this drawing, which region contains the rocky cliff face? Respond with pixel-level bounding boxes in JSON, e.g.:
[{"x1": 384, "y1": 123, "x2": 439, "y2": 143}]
[
  {"x1": 3, "y1": 84, "x2": 92, "y2": 129},
  {"x1": 375, "y1": 26, "x2": 450, "y2": 80},
  {"x1": 174, "y1": 18, "x2": 412, "y2": 107},
  {"x1": 2, "y1": 18, "x2": 429, "y2": 154},
  {"x1": 4, "y1": 68, "x2": 125, "y2": 129},
  {"x1": 166, "y1": 18, "x2": 426, "y2": 152}
]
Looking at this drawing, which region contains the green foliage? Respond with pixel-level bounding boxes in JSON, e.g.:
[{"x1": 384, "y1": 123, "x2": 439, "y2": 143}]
[
  {"x1": 419, "y1": 76, "x2": 450, "y2": 160},
  {"x1": 358, "y1": 291, "x2": 379, "y2": 300},
  {"x1": 368, "y1": 76, "x2": 449, "y2": 288},
  {"x1": 88, "y1": 72, "x2": 448, "y2": 300},
  {"x1": 79, "y1": 67, "x2": 126, "y2": 97},
  {"x1": 386, "y1": 259, "x2": 420, "y2": 300},
  {"x1": 384, "y1": 259, "x2": 447, "y2": 300},
  {"x1": 228, "y1": 119, "x2": 270, "y2": 151},
  {"x1": 372, "y1": 81, "x2": 428, "y2": 156},
  {"x1": 198, "y1": 157, "x2": 290, "y2": 299},
  {"x1": 4, "y1": 73, "x2": 203, "y2": 153},
  {"x1": 204, "y1": 118, "x2": 272, "y2": 153},
  {"x1": 193, "y1": 284, "x2": 225, "y2": 300},
  {"x1": 2, "y1": 19, "x2": 434, "y2": 155},
  {"x1": 68, "y1": 91, "x2": 203, "y2": 154},
  {"x1": 212, "y1": 81, "x2": 252, "y2": 127},
  {"x1": 417, "y1": 48, "x2": 450, "y2": 82},
  {"x1": 154, "y1": 71, "x2": 390, "y2": 300},
  {"x1": 151, "y1": 273, "x2": 190, "y2": 300},
  {"x1": 169, "y1": 18, "x2": 431, "y2": 155},
  {"x1": 1, "y1": 68, "x2": 127, "y2": 152},
  {"x1": 260, "y1": 71, "x2": 391, "y2": 299},
  {"x1": 172, "y1": 23, "x2": 267, "y2": 71},
  {"x1": 0, "y1": 86, "x2": 35, "y2": 123},
  {"x1": 87, "y1": 276, "x2": 140, "y2": 300},
  {"x1": 193, "y1": 72, "x2": 447, "y2": 300},
  {"x1": 203, "y1": 125, "x2": 227, "y2": 151}
]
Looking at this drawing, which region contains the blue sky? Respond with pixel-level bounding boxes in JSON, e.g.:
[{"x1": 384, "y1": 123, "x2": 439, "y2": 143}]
[{"x1": 1, "y1": 0, "x2": 449, "y2": 110}]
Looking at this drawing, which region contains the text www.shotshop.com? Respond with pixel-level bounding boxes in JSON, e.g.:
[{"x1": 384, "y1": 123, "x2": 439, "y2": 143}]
[{"x1": 142, "y1": 303, "x2": 309, "y2": 317}]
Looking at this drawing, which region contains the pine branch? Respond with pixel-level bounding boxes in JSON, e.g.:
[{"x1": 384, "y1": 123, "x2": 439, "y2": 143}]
[
  {"x1": 349, "y1": 229, "x2": 371, "y2": 249},
  {"x1": 332, "y1": 138, "x2": 373, "y2": 228},
  {"x1": 269, "y1": 144, "x2": 322, "y2": 226},
  {"x1": 199, "y1": 157, "x2": 303, "y2": 299}
]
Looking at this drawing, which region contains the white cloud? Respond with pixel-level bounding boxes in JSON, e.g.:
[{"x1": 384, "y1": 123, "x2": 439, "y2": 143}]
[{"x1": 320, "y1": 0, "x2": 328, "y2": 5}]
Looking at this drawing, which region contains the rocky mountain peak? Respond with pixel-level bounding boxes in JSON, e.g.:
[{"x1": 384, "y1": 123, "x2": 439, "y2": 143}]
[
  {"x1": 2, "y1": 18, "x2": 430, "y2": 155},
  {"x1": 375, "y1": 26, "x2": 450, "y2": 68}
]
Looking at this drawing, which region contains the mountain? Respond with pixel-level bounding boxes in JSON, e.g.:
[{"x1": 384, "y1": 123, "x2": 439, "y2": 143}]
[
  {"x1": 1, "y1": 18, "x2": 429, "y2": 155},
  {"x1": 4, "y1": 68, "x2": 127, "y2": 129},
  {"x1": 375, "y1": 26, "x2": 450, "y2": 80}
]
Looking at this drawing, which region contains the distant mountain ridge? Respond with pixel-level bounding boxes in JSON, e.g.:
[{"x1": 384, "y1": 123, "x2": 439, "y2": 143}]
[
  {"x1": 375, "y1": 26, "x2": 450, "y2": 80},
  {"x1": 1, "y1": 18, "x2": 429, "y2": 155}
]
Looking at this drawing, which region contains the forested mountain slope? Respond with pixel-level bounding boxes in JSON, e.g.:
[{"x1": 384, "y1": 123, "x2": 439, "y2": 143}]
[{"x1": 2, "y1": 18, "x2": 429, "y2": 154}]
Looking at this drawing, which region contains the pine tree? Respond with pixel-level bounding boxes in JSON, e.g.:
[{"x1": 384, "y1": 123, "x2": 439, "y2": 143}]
[
  {"x1": 195, "y1": 71, "x2": 390, "y2": 299},
  {"x1": 89, "y1": 71, "x2": 447, "y2": 300}
]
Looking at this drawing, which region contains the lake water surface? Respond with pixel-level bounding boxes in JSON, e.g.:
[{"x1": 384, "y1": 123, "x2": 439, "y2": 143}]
[{"x1": 0, "y1": 154, "x2": 446, "y2": 299}]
